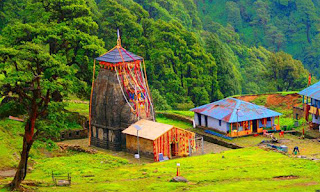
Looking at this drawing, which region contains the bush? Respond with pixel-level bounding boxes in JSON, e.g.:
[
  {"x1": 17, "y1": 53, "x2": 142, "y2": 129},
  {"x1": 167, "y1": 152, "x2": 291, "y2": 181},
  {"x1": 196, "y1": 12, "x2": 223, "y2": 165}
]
[
  {"x1": 150, "y1": 89, "x2": 172, "y2": 110},
  {"x1": 175, "y1": 101, "x2": 195, "y2": 111},
  {"x1": 0, "y1": 99, "x2": 26, "y2": 118},
  {"x1": 37, "y1": 102, "x2": 82, "y2": 139}
]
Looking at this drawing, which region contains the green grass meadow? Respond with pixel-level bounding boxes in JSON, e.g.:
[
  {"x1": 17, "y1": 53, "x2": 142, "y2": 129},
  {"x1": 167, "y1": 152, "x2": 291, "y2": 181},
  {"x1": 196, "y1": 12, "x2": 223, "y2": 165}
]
[
  {"x1": 156, "y1": 115, "x2": 192, "y2": 130},
  {"x1": 2, "y1": 94, "x2": 320, "y2": 191},
  {"x1": 2, "y1": 147, "x2": 320, "y2": 191}
]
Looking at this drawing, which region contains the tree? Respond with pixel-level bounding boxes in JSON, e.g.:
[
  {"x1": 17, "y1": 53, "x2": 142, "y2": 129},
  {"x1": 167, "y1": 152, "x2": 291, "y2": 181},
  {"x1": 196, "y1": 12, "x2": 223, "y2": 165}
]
[
  {"x1": 203, "y1": 32, "x2": 241, "y2": 97},
  {"x1": 0, "y1": 43, "x2": 71, "y2": 189},
  {"x1": 226, "y1": 1, "x2": 242, "y2": 31},
  {"x1": 265, "y1": 24, "x2": 285, "y2": 51},
  {"x1": 265, "y1": 51, "x2": 309, "y2": 91},
  {"x1": 295, "y1": 0, "x2": 317, "y2": 43},
  {"x1": 0, "y1": 0, "x2": 104, "y2": 189},
  {"x1": 252, "y1": 0, "x2": 270, "y2": 27}
]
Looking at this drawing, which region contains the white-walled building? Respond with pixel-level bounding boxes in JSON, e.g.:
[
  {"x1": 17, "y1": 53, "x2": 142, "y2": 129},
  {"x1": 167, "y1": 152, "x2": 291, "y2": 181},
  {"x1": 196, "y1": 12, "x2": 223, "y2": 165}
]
[{"x1": 190, "y1": 98, "x2": 282, "y2": 137}]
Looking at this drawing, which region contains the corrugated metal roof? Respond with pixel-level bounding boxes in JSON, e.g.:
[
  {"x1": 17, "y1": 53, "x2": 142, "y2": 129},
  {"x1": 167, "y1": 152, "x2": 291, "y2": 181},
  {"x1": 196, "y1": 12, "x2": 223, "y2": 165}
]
[
  {"x1": 190, "y1": 98, "x2": 282, "y2": 123},
  {"x1": 299, "y1": 81, "x2": 320, "y2": 100},
  {"x1": 95, "y1": 47, "x2": 143, "y2": 63},
  {"x1": 122, "y1": 119, "x2": 173, "y2": 140}
]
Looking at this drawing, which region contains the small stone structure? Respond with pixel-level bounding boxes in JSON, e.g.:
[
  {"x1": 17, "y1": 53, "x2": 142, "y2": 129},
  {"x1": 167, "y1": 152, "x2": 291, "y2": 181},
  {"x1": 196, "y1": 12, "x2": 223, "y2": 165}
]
[
  {"x1": 60, "y1": 129, "x2": 88, "y2": 141},
  {"x1": 292, "y1": 106, "x2": 304, "y2": 120}
]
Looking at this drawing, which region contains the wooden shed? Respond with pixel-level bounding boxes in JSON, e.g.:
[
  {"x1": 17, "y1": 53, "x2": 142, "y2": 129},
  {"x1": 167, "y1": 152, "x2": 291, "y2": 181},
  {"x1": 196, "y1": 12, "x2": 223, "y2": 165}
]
[{"x1": 122, "y1": 119, "x2": 196, "y2": 161}]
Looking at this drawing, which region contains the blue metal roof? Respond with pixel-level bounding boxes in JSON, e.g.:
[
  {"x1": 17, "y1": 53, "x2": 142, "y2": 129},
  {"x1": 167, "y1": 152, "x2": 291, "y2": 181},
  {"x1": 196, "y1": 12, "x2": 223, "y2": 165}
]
[
  {"x1": 95, "y1": 47, "x2": 143, "y2": 63},
  {"x1": 299, "y1": 81, "x2": 320, "y2": 100},
  {"x1": 190, "y1": 98, "x2": 282, "y2": 123}
]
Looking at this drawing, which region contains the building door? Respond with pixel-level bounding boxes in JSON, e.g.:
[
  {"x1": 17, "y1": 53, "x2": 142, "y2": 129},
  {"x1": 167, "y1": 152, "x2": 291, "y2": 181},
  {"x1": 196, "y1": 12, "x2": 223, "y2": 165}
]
[
  {"x1": 197, "y1": 113, "x2": 202, "y2": 126},
  {"x1": 171, "y1": 143, "x2": 176, "y2": 157},
  {"x1": 205, "y1": 116, "x2": 208, "y2": 127},
  {"x1": 252, "y1": 120, "x2": 258, "y2": 132}
]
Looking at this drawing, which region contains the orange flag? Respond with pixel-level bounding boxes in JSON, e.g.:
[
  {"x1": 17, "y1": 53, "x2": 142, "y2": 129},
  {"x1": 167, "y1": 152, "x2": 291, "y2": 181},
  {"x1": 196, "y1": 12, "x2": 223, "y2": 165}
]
[{"x1": 308, "y1": 73, "x2": 311, "y2": 86}]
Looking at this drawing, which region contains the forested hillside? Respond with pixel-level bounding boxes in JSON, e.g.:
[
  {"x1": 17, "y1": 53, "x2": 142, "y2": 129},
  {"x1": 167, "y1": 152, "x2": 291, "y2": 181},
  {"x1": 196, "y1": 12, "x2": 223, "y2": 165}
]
[
  {"x1": 0, "y1": 0, "x2": 312, "y2": 109},
  {"x1": 195, "y1": 0, "x2": 320, "y2": 77}
]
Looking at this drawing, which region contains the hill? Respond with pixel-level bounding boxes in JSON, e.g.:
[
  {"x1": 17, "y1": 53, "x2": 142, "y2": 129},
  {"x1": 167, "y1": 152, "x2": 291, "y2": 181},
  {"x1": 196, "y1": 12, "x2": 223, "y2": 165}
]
[
  {"x1": 195, "y1": 0, "x2": 320, "y2": 78},
  {"x1": 0, "y1": 0, "x2": 313, "y2": 110}
]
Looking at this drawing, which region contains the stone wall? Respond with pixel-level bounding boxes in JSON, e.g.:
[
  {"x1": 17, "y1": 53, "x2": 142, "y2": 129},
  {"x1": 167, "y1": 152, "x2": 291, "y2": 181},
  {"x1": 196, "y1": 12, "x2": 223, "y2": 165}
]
[
  {"x1": 125, "y1": 135, "x2": 154, "y2": 159},
  {"x1": 60, "y1": 129, "x2": 88, "y2": 141}
]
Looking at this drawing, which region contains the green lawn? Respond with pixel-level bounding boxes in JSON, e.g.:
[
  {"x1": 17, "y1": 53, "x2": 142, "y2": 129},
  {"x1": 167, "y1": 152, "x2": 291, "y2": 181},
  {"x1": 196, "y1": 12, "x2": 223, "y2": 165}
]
[
  {"x1": 2, "y1": 147, "x2": 320, "y2": 191},
  {"x1": 157, "y1": 110, "x2": 194, "y2": 118},
  {"x1": 156, "y1": 115, "x2": 193, "y2": 130}
]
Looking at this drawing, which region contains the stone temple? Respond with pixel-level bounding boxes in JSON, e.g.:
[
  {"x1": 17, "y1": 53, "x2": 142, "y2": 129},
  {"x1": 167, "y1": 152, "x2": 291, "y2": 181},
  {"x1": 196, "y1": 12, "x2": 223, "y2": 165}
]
[{"x1": 90, "y1": 37, "x2": 154, "y2": 151}]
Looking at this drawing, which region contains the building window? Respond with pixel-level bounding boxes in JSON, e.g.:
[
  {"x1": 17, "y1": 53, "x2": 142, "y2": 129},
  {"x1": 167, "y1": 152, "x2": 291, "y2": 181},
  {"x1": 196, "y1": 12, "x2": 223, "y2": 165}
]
[
  {"x1": 219, "y1": 120, "x2": 221, "y2": 126},
  {"x1": 267, "y1": 117, "x2": 271, "y2": 121}
]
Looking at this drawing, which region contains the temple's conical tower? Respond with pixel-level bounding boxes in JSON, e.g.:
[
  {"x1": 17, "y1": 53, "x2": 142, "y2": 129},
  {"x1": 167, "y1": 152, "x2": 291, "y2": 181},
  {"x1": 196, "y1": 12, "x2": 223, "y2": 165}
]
[{"x1": 89, "y1": 33, "x2": 154, "y2": 150}]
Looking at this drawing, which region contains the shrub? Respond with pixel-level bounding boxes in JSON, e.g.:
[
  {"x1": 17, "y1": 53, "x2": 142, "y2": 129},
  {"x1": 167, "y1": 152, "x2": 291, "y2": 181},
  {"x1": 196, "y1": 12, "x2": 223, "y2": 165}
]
[{"x1": 0, "y1": 99, "x2": 26, "y2": 118}]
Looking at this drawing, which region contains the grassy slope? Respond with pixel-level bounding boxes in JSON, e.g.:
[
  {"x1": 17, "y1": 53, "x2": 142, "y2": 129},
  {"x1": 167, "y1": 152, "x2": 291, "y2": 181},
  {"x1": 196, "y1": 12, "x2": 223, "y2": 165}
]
[
  {"x1": 1, "y1": 147, "x2": 318, "y2": 191},
  {"x1": 158, "y1": 111, "x2": 194, "y2": 118},
  {"x1": 0, "y1": 119, "x2": 24, "y2": 169},
  {"x1": 64, "y1": 102, "x2": 89, "y2": 118},
  {"x1": 0, "y1": 119, "x2": 53, "y2": 170},
  {"x1": 156, "y1": 115, "x2": 193, "y2": 130}
]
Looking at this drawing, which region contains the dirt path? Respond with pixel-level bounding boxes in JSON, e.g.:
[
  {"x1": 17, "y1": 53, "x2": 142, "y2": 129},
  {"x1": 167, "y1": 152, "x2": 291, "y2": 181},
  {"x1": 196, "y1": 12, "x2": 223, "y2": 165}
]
[
  {"x1": 191, "y1": 141, "x2": 230, "y2": 156},
  {"x1": 58, "y1": 139, "x2": 230, "y2": 162},
  {"x1": 0, "y1": 169, "x2": 15, "y2": 178}
]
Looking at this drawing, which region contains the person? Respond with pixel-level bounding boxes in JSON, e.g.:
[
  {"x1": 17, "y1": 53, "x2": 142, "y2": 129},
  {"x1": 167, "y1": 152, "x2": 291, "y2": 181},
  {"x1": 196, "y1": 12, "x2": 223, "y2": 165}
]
[
  {"x1": 271, "y1": 133, "x2": 278, "y2": 143},
  {"x1": 292, "y1": 146, "x2": 300, "y2": 155}
]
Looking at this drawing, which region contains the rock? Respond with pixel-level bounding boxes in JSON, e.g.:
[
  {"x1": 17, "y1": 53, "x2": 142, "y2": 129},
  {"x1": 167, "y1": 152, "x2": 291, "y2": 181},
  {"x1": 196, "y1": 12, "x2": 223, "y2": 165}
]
[
  {"x1": 0, "y1": 169, "x2": 16, "y2": 178},
  {"x1": 28, "y1": 166, "x2": 34, "y2": 171},
  {"x1": 142, "y1": 172, "x2": 147, "y2": 175},
  {"x1": 170, "y1": 176, "x2": 188, "y2": 183},
  {"x1": 153, "y1": 169, "x2": 158, "y2": 173},
  {"x1": 57, "y1": 180, "x2": 70, "y2": 186}
]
